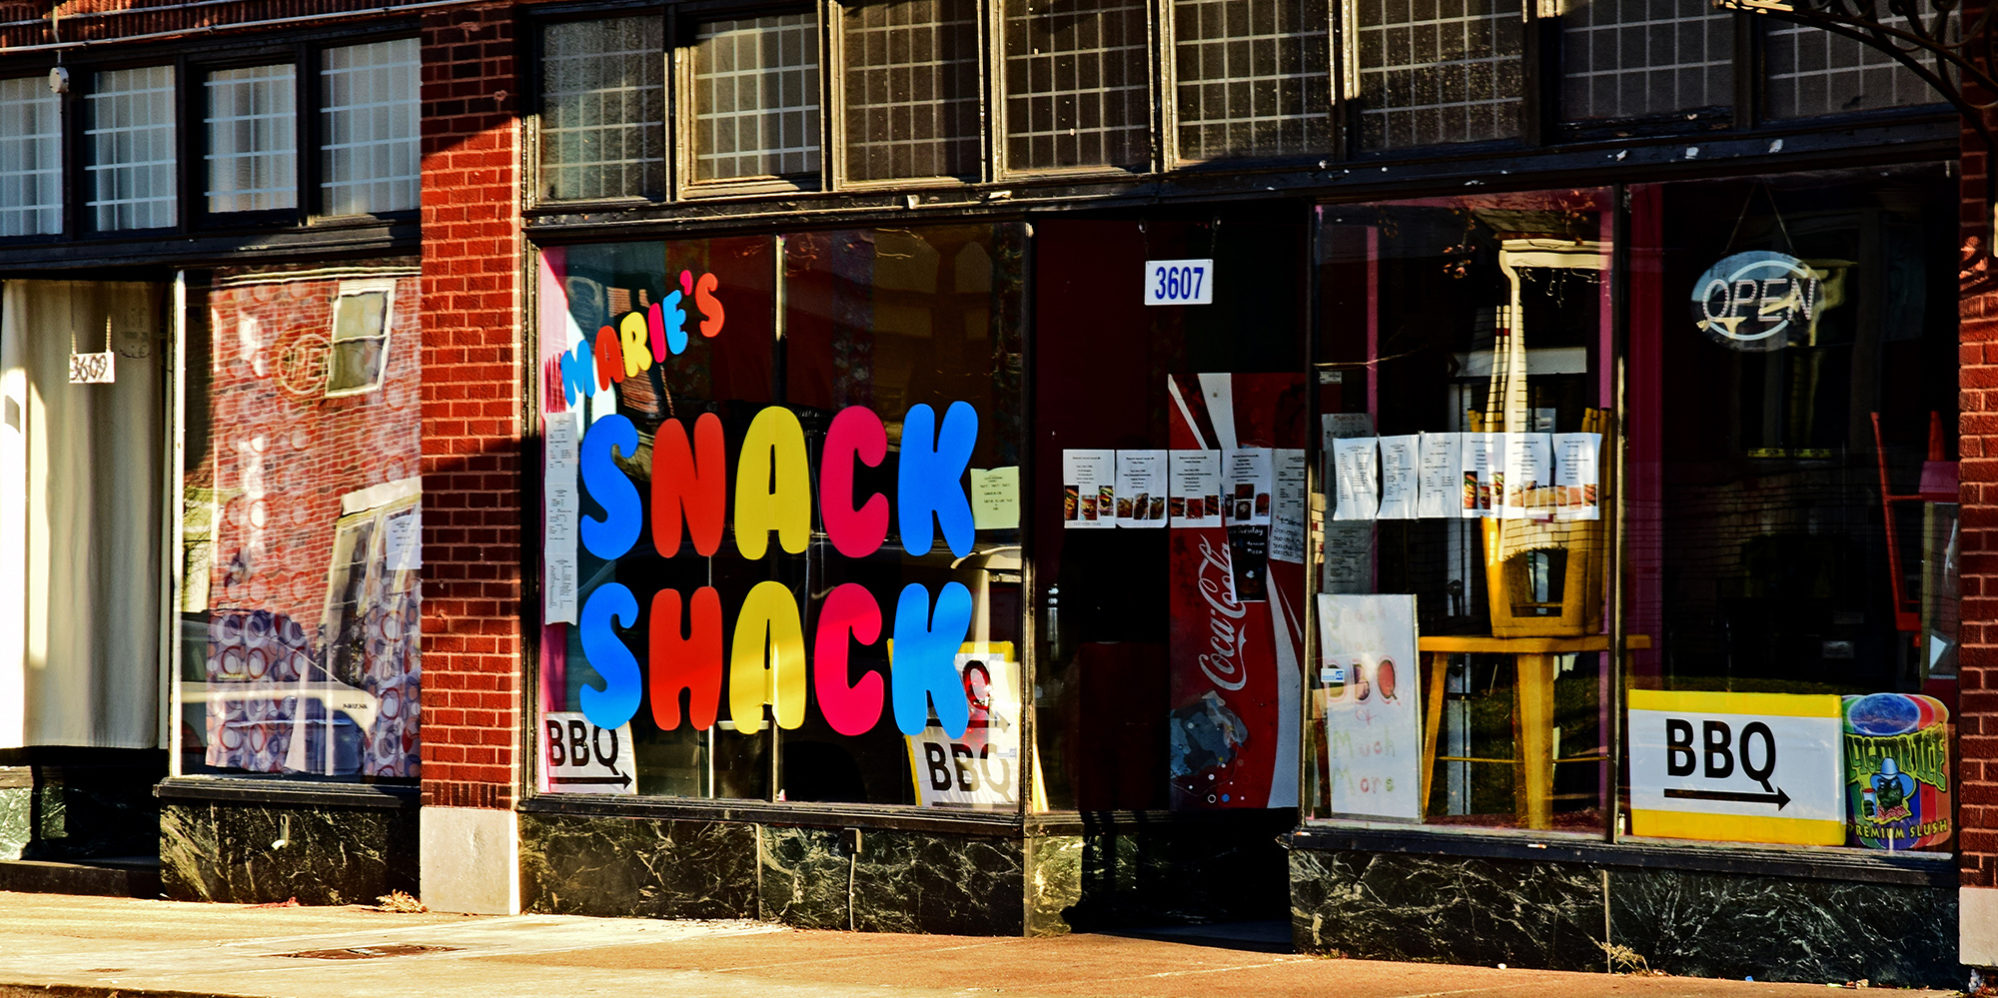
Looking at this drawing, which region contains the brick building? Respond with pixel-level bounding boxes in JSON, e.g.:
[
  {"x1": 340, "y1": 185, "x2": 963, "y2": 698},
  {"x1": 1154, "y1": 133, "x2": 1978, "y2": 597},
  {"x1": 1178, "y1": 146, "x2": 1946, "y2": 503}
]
[{"x1": 0, "y1": 0, "x2": 1990, "y2": 988}]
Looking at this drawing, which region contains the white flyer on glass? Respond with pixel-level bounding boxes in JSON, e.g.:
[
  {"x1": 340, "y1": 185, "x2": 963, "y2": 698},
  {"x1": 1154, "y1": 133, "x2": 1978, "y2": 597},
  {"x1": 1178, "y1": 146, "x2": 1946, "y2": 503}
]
[
  {"x1": 1169, "y1": 450, "x2": 1223, "y2": 527},
  {"x1": 1115, "y1": 449, "x2": 1168, "y2": 528},
  {"x1": 1554, "y1": 432, "x2": 1603, "y2": 521},
  {"x1": 1377, "y1": 435, "x2": 1420, "y2": 520},
  {"x1": 1270, "y1": 448, "x2": 1308, "y2": 564},
  {"x1": 1061, "y1": 449, "x2": 1116, "y2": 529},
  {"x1": 543, "y1": 411, "x2": 581, "y2": 625},
  {"x1": 1224, "y1": 448, "x2": 1274, "y2": 526},
  {"x1": 1332, "y1": 437, "x2": 1380, "y2": 521},
  {"x1": 1416, "y1": 432, "x2": 1462, "y2": 519},
  {"x1": 1317, "y1": 593, "x2": 1422, "y2": 821},
  {"x1": 1504, "y1": 433, "x2": 1553, "y2": 520},
  {"x1": 1460, "y1": 432, "x2": 1505, "y2": 519}
]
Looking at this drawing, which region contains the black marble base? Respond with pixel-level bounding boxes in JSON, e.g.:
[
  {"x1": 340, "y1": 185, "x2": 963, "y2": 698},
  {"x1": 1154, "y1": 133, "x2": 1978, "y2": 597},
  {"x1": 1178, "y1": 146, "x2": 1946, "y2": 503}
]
[
  {"x1": 1053, "y1": 813, "x2": 1292, "y2": 930},
  {"x1": 0, "y1": 755, "x2": 162, "y2": 862},
  {"x1": 519, "y1": 810, "x2": 1028, "y2": 934},
  {"x1": 160, "y1": 799, "x2": 417, "y2": 905},
  {"x1": 1290, "y1": 845, "x2": 1959, "y2": 988}
]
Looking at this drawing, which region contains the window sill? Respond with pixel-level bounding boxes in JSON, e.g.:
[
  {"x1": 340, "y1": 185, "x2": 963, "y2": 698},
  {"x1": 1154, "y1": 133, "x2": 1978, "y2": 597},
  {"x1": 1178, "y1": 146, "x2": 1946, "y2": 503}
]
[
  {"x1": 1290, "y1": 821, "x2": 1954, "y2": 887},
  {"x1": 155, "y1": 776, "x2": 418, "y2": 810},
  {"x1": 518, "y1": 791, "x2": 1024, "y2": 835}
]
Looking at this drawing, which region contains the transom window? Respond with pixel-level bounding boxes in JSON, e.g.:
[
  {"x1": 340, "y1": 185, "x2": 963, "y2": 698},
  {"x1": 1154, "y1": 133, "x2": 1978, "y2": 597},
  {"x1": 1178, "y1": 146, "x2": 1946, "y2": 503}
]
[
  {"x1": 206, "y1": 63, "x2": 299, "y2": 214},
  {"x1": 689, "y1": 13, "x2": 822, "y2": 184},
  {"x1": 0, "y1": 75, "x2": 61, "y2": 237},
  {"x1": 86, "y1": 65, "x2": 179, "y2": 231}
]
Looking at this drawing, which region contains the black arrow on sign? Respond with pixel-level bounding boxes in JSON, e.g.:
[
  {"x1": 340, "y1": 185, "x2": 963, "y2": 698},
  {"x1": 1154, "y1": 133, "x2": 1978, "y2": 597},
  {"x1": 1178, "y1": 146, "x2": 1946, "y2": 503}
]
[
  {"x1": 1664, "y1": 786, "x2": 1791, "y2": 810},
  {"x1": 549, "y1": 771, "x2": 632, "y2": 789}
]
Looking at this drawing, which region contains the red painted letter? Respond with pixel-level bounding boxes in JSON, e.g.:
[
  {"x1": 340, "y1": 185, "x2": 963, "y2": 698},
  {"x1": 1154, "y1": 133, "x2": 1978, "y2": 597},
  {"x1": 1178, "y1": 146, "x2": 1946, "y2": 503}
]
[
  {"x1": 651, "y1": 412, "x2": 728, "y2": 558},
  {"x1": 813, "y1": 583, "x2": 884, "y2": 736},
  {"x1": 820, "y1": 406, "x2": 889, "y2": 558},
  {"x1": 696, "y1": 272, "x2": 725, "y2": 338},
  {"x1": 648, "y1": 587, "x2": 723, "y2": 730}
]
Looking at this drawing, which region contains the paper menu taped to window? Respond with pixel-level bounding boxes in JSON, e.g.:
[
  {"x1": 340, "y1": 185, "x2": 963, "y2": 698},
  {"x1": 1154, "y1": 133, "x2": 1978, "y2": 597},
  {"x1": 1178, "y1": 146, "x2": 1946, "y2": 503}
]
[
  {"x1": 1115, "y1": 450, "x2": 1168, "y2": 528},
  {"x1": 1504, "y1": 433, "x2": 1553, "y2": 520},
  {"x1": 1460, "y1": 432, "x2": 1505, "y2": 519},
  {"x1": 1270, "y1": 449, "x2": 1307, "y2": 563},
  {"x1": 1553, "y1": 432, "x2": 1603, "y2": 521},
  {"x1": 1415, "y1": 432, "x2": 1462, "y2": 519},
  {"x1": 971, "y1": 467, "x2": 1021, "y2": 531},
  {"x1": 1377, "y1": 435, "x2": 1419, "y2": 520},
  {"x1": 384, "y1": 509, "x2": 421, "y2": 572},
  {"x1": 1223, "y1": 448, "x2": 1274, "y2": 526},
  {"x1": 1169, "y1": 450, "x2": 1223, "y2": 527},
  {"x1": 544, "y1": 412, "x2": 581, "y2": 625},
  {"x1": 1332, "y1": 437, "x2": 1380, "y2": 521},
  {"x1": 1061, "y1": 449, "x2": 1115, "y2": 529}
]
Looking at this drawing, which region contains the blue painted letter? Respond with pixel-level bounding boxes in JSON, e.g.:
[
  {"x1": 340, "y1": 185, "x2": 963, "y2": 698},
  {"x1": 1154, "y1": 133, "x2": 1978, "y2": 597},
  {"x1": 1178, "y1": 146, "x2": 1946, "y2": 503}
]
[
  {"x1": 896, "y1": 401, "x2": 978, "y2": 558},
  {"x1": 579, "y1": 582, "x2": 641, "y2": 730},
  {"x1": 580, "y1": 413, "x2": 641, "y2": 560},
  {"x1": 889, "y1": 582, "x2": 973, "y2": 738}
]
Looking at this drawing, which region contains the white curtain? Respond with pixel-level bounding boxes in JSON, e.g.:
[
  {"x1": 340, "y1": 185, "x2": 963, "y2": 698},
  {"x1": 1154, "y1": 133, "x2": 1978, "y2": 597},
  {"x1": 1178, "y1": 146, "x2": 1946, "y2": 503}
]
[{"x1": 0, "y1": 280, "x2": 164, "y2": 748}]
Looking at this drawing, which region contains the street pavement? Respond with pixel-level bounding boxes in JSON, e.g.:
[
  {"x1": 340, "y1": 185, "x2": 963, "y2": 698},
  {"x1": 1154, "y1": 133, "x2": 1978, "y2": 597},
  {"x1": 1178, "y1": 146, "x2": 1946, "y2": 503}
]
[{"x1": 0, "y1": 892, "x2": 1963, "y2": 998}]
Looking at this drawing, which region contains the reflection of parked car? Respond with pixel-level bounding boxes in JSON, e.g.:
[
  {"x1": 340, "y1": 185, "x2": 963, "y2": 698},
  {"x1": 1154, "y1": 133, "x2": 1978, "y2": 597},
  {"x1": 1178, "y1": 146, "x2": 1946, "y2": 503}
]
[{"x1": 185, "y1": 608, "x2": 378, "y2": 777}]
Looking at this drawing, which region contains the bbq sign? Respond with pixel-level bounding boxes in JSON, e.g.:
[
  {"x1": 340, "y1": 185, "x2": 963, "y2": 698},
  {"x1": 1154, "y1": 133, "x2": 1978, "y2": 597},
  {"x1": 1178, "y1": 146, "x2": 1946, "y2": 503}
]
[
  {"x1": 1690, "y1": 250, "x2": 1823, "y2": 351},
  {"x1": 1629, "y1": 690, "x2": 1844, "y2": 846}
]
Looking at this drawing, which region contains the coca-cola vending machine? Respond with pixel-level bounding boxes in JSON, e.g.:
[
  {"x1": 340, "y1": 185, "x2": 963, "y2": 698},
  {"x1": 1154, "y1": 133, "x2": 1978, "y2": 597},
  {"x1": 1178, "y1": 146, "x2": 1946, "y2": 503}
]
[{"x1": 1165, "y1": 373, "x2": 1309, "y2": 809}]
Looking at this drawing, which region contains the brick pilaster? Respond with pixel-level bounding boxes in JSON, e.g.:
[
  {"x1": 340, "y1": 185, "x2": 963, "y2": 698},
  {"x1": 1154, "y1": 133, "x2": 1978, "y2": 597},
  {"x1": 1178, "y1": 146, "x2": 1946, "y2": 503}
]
[{"x1": 417, "y1": 2, "x2": 524, "y2": 811}]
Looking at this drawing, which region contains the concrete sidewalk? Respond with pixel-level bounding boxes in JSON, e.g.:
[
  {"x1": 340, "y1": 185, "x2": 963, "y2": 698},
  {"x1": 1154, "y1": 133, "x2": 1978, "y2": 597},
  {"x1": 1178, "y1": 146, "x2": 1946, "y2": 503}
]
[{"x1": 0, "y1": 892, "x2": 1961, "y2": 998}]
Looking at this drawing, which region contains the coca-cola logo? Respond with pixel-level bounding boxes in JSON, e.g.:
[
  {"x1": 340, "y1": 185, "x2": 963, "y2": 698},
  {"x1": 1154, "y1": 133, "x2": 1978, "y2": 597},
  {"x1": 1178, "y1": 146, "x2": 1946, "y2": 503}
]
[{"x1": 1194, "y1": 537, "x2": 1250, "y2": 691}]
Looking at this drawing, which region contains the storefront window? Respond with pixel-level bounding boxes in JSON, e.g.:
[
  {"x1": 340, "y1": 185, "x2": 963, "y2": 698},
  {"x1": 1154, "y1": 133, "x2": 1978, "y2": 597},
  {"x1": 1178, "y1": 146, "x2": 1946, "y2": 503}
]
[
  {"x1": 177, "y1": 266, "x2": 424, "y2": 780},
  {"x1": 1310, "y1": 190, "x2": 1615, "y2": 832},
  {"x1": 535, "y1": 223, "x2": 1026, "y2": 807},
  {"x1": 1623, "y1": 168, "x2": 1958, "y2": 852}
]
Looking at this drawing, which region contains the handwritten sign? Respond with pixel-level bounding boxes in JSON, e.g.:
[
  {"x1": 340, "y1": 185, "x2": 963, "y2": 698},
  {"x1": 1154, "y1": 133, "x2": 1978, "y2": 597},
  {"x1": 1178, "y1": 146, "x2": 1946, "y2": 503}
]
[{"x1": 1317, "y1": 594, "x2": 1421, "y2": 820}]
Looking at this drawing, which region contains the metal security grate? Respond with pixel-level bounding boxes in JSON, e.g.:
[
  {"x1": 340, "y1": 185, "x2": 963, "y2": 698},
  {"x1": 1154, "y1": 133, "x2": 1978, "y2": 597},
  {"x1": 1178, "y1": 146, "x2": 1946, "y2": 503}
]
[
  {"x1": 1003, "y1": 0, "x2": 1151, "y2": 172},
  {"x1": 0, "y1": 76, "x2": 61, "y2": 237},
  {"x1": 692, "y1": 13, "x2": 822, "y2": 182},
  {"x1": 1172, "y1": 0, "x2": 1333, "y2": 162},
  {"x1": 1763, "y1": 16, "x2": 1939, "y2": 119},
  {"x1": 320, "y1": 38, "x2": 419, "y2": 216},
  {"x1": 1353, "y1": 0, "x2": 1523, "y2": 150},
  {"x1": 842, "y1": 0, "x2": 982, "y2": 182},
  {"x1": 205, "y1": 64, "x2": 299, "y2": 214},
  {"x1": 1558, "y1": 0, "x2": 1733, "y2": 121},
  {"x1": 86, "y1": 65, "x2": 178, "y2": 230},
  {"x1": 540, "y1": 17, "x2": 665, "y2": 200}
]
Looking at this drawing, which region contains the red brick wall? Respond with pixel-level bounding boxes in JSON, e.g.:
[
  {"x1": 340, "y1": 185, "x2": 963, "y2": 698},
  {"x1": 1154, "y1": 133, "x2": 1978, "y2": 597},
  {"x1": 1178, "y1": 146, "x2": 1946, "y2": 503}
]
[
  {"x1": 417, "y1": 2, "x2": 523, "y2": 811},
  {"x1": 1961, "y1": 1, "x2": 1998, "y2": 890}
]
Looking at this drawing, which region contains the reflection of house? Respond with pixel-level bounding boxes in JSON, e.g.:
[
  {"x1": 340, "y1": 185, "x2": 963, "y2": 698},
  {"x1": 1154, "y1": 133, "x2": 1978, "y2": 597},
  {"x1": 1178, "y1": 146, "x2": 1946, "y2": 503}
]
[{"x1": 0, "y1": 0, "x2": 1996, "y2": 989}]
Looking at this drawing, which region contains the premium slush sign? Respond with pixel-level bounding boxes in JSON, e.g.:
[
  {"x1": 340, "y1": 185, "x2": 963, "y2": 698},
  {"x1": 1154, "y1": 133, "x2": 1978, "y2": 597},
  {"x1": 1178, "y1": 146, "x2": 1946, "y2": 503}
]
[
  {"x1": 1690, "y1": 250, "x2": 1823, "y2": 351},
  {"x1": 1629, "y1": 690, "x2": 1844, "y2": 845}
]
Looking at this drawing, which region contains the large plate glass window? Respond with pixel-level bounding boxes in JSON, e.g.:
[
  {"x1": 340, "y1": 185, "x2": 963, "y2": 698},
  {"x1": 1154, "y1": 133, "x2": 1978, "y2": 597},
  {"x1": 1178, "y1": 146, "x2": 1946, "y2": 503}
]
[
  {"x1": 534, "y1": 224, "x2": 1027, "y2": 806},
  {"x1": 539, "y1": 16, "x2": 666, "y2": 201},
  {"x1": 320, "y1": 38, "x2": 419, "y2": 216},
  {"x1": 1621, "y1": 167, "x2": 1959, "y2": 853},
  {"x1": 688, "y1": 13, "x2": 822, "y2": 185},
  {"x1": 1309, "y1": 190, "x2": 1615, "y2": 832},
  {"x1": 205, "y1": 64, "x2": 299, "y2": 214},
  {"x1": 175, "y1": 266, "x2": 424, "y2": 781},
  {"x1": 0, "y1": 76, "x2": 62, "y2": 237},
  {"x1": 86, "y1": 65, "x2": 178, "y2": 231}
]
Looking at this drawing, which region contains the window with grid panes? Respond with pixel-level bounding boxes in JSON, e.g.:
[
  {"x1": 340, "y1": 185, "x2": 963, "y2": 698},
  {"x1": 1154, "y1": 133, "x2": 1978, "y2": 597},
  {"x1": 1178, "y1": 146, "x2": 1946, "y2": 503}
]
[
  {"x1": 206, "y1": 64, "x2": 298, "y2": 214},
  {"x1": 540, "y1": 17, "x2": 666, "y2": 200},
  {"x1": 1172, "y1": 0, "x2": 1332, "y2": 162},
  {"x1": 320, "y1": 38, "x2": 419, "y2": 215},
  {"x1": 841, "y1": 0, "x2": 982, "y2": 182},
  {"x1": 1763, "y1": 15, "x2": 1940, "y2": 119},
  {"x1": 1558, "y1": 0, "x2": 1732, "y2": 121},
  {"x1": 1003, "y1": 0, "x2": 1151, "y2": 172},
  {"x1": 1352, "y1": 0, "x2": 1523, "y2": 150},
  {"x1": 86, "y1": 65, "x2": 178, "y2": 230},
  {"x1": 691, "y1": 13, "x2": 822, "y2": 183},
  {"x1": 0, "y1": 76, "x2": 61, "y2": 237}
]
